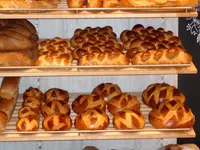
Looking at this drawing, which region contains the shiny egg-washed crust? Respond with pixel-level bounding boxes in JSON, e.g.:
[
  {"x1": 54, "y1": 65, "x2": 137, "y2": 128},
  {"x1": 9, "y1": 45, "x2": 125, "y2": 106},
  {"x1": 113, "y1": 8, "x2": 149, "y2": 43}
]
[
  {"x1": 86, "y1": 0, "x2": 103, "y2": 8},
  {"x1": 23, "y1": 87, "x2": 43, "y2": 102},
  {"x1": 103, "y1": 0, "x2": 119, "y2": 7},
  {"x1": 16, "y1": 117, "x2": 39, "y2": 132},
  {"x1": 74, "y1": 109, "x2": 109, "y2": 130},
  {"x1": 18, "y1": 106, "x2": 40, "y2": 120},
  {"x1": 22, "y1": 97, "x2": 41, "y2": 112},
  {"x1": 149, "y1": 100, "x2": 195, "y2": 129},
  {"x1": 142, "y1": 82, "x2": 185, "y2": 108},
  {"x1": 92, "y1": 83, "x2": 122, "y2": 102},
  {"x1": 42, "y1": 114, "x2": 72, "y2": 131},
  {"x1": 41, "y1": 100, "x2": 70, "y2": 118},
  {"x1": 72, "y1": 94, "x2": 106, "y2": 114},
  {"x1": 67, "y1": 0, "x2": 84, "y2": 8},
  {"x1": 113, "y1": 109, "x2": 145, "y2": 129},
  {"x1": 107, "y1": 93, "x2": 140, "y2": 115},
  {"x1": 131, "y1": 48, "x2": 192, "y2": 65},
  {"x1": 43, "y1": 88, "x2": 69, "y2": 104},
  {"x1": 77, "y1": 51, "x2": 130, "y2": 66}
]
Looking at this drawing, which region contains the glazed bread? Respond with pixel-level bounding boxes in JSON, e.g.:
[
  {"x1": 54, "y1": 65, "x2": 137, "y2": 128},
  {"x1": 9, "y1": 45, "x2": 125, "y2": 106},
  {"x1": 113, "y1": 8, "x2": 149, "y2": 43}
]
[
  {"x1": 67, "y1": 0, "x2": 84, "y2": 8},
  {"x1": 159, "y1": 144, "x2": 200, "y2": 150},
  {"x1": 149, "y1": 100, "x2": 195, "y2": 128},
  {"x1": 18, "y1": 106, "x2": 40, "y2": 120},
  {"x1": 0, "y1": 111, "x2": 8, "y2": 132},
  {"x1": 23, "y1": 87, "x2": 43, "y2": 102},
  {"x1": 86, "y1": 0, "x2": 103, "y2": 7},
  {"x1": 142, "y1": 82, "x2": 185, "y2": 108},
  {"x1": 22, "y1": 97, "x2": 41, "y2": 112},
  {"x1": 103, "y1": 0, "x2": 119, "y2": 7},
  {"x1": 16, "y1": 117, "x2": 39, "y2": 131}
]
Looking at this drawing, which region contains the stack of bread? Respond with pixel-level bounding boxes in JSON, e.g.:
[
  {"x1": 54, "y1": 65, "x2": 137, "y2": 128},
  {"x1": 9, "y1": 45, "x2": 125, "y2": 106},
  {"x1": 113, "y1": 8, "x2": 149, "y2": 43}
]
[
  {"x1": 16, "y1": 87, "x2": 43, "y2": 131},
  {"x1": 120, "y1": 24, "x2": 192, "y2": 65},
  {"x1": 0, "y1": 19, "x2": 38, "y2": 66},
  {"x1": 35, "y1": 37, "x2": 73, "y2": 66},
  {"x1": 142, "y1": 82, "x2": 195, "y2": 129},
  {"x1": 0, "y1": 77, "x2": 20, "y2": 132}
]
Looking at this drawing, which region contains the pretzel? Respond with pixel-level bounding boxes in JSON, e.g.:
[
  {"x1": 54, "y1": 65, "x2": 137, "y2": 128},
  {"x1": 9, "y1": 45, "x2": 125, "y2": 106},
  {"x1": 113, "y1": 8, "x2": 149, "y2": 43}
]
[
  {"x1": 23, "y1": 87, "x2": 43, "y2": 102},
  {"x1": 16, "y1": 117, "x2": 39, "y2": 131}
]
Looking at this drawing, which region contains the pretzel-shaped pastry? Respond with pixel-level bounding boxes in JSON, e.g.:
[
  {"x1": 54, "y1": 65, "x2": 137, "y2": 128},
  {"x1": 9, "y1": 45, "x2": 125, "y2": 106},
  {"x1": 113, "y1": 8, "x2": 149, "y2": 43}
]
[
  {"x1": 23, "y1": 87, "x2": 43, "y2": 102},
  {"x1": 23, "y1": 97, "x2": 41, "y2": 111},
  {"x1": 16, "y1": 117, "x2": 39, "y2": 131},
  {"x1": 149, "y1": 100, "x2": 195, "y2": 128},
  {"x1": 142, "y1": 82, "x2": 185, "y2": 108},
  {"x1": 74, "y1": 109, "x2": 109, "y2": 130},
  {"x1": 107, "y1": 93, "x2": 140, "y2": 115},
  {"x1": 113, "y1": 109, "x2": 145, "y2": 129},
  {"x1": 43, "y1": 88, "x2": 69, "y2": 104},
  {"x1": 42, "y1": 114, "x2": 72, "y2": 131},
  {"x1": 18, "y1": 107, "x2": 40, "y2": 119},
  {"x1": 72, "y1": 94, "x2": 106, "y2": 114},
  {"x1": 41, "y1": 100, "x2": 70, "y2": 117},
  {"x1": 92, "y1": 83, "x2": 122, "y2": 102}
]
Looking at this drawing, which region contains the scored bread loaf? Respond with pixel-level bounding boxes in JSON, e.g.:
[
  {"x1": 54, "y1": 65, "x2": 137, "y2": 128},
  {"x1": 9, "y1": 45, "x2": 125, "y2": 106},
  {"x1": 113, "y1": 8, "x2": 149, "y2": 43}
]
[
  {"x1": 16, "y1": 117, "x2": 39, "y2": 132},
  {"x1": 23, "y1": 87, "x2": 43, "y2": 102},
  {"x1": 18, "y1": 106, "x2": 40, "y2": 120}
]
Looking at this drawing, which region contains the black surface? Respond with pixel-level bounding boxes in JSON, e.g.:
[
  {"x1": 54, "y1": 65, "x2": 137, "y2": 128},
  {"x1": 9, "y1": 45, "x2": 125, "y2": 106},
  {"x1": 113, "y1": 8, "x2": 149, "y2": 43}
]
[{"x1": 178, "y1": 17, "x2": 200, "y2": 146}]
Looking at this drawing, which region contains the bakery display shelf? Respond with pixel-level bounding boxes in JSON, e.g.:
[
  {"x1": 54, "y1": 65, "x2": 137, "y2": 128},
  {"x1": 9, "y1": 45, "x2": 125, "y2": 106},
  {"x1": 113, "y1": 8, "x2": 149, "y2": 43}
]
[
  {"x1": 0, "y1": 92, "x2": 195, "y2": 142},
  {"x1": 0, "y1": 62, "x2": 196, "y2": 77}
]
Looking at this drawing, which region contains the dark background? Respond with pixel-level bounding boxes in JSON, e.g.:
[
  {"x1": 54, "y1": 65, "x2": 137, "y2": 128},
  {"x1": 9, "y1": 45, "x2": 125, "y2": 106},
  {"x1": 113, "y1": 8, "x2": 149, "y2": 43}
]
[{"x1": 178, "y1": 15, "x2": 200, "y2": 146}]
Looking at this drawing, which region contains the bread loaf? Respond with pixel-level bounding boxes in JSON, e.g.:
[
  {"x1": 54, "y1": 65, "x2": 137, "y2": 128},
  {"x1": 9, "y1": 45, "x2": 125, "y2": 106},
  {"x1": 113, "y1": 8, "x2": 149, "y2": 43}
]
[
  {"x1": 23, "y1": 97, "x2": 41, "y2": 112},
  {"x1": 103, "y1": 0, "x2": 119, "y2": 7},
  {"x1": 16, "y1": 117, "x2": 39, "y2": 131},
  {"x1": 18, "y1": 107, "x2": 40, "y2": 120},
  {"x1": 23, "y1": 87, "x2": 43, "y2": 102},
  {"x1": 0, "y1": 111, "x2": 7, "y2": 132},
  {"x1": 159, "y1": 144, "x2": 200, "y2": 150},
  {"x1": 86, "y1": 0, "x2": 103, "y2": 7},
  {"x1": 67, "y1": 0, "x2": 84, "y2": 8}
]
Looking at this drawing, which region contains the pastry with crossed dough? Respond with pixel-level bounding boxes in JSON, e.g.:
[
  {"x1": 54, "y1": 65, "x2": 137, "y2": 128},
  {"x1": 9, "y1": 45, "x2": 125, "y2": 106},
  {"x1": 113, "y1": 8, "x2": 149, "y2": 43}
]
[
  {"x1": 16, "y1": 117, "x2": 39, "y2": 131},
  {"x1": 22, "y1": 97, "x2": 41, "y2": 112},
  {"x1": 23, "y1": 87, "x2": 43, "y2": 102},
  {"x1": 18, "y1": 106, "x2": 40, "y2": 120}
]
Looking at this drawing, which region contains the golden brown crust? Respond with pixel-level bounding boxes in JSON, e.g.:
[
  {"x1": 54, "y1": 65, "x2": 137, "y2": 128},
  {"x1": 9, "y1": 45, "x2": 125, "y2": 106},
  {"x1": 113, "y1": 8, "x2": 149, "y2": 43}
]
[
  {"x1": 18, "y1": 106, "x2": 40, "y2": 120},
  {"x1": 16, "y1": 117, "x2": 39, "y2": 131},
  {"x1": 67, "y1": 0, "x2": 84, "y2": 8},
  {"x1": 86, "y1": 0, "x2": 103, "y2": 7},
  {"x1": 103, "y1": 0, "x2": 119, "y2": 7},
  {"x1": 23, "y1": 87, "x2": 43, "y2": 102},
  {"x1": 0, "y1": 111, "x2": 8, "y2": 132}
]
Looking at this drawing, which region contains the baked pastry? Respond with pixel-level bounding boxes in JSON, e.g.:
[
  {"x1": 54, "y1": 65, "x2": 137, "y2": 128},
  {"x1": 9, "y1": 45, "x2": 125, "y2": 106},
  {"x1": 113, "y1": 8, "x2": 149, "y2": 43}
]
[
  {"x1": 103, "y1": 0, "x2": 119, "y2": 7},
  {"x1": 142, "y1": 82, "x2": 186, "y2": 108},
  {"x1": 23, "y1": 87, "x2": 43, "y2": 102},
  {"x1": 41, "y1": 100, "x2": 70, "y2": 117},
  {"x1": 113, "y1": 109, "x2": 145, "y2": 129},
  {"x1": 74, "y1": 109, "x2": 109, "y2": 130},
  {"x1": 107, "y1": 93, "x2": 140, "y2": 115},
  {"x1": 18, "y1": 106, "x2": 40, "y2": 119},
  {"x1": 23, "y1": 97, "x2": 41, "y2": 111},
  {"x1": 67, "y1": 0, "x2": 84, "y2": 8},
  {"x1": 77, "y1": 51, "x2": 130, "y2": 66},
  {"x1": 16, "y1": 117, "x2": 39, "y2": 131},
  {"x1": 149, "y1": 100, "x2": 195, "y2": 128},
  {"x1": 92, "y1": 83, "x2": 122, "y2": 102},
  {"x1": 160, "y1": 144, "x2": 200, "y2": 150},
  {"x1": 119, "y1": 0, "x2": 155, "y2": 7},
  {"x1": 43, "y1": 88, "x2": 69, "y2": 104},
  {"x1": 72, "y1": 94, "x2": 106, "y2": 114},
  {"x1": 86, "y1": 0, "x2": 103, "y2": 8},
  {"x1": 0, "y1": 111, "x2": 8, "y2": 132},
  {"x1": 42, "y1": 114, "x2": 72, "y2": 131}
]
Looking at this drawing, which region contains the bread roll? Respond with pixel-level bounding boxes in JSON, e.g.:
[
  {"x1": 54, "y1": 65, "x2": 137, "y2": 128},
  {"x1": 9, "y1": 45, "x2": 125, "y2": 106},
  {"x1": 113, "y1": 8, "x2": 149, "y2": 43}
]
[
  {"x1": 103, "y1": 0, "x2": 119, "y2": 7},
  {"x1": 0, "y1": 111, "x2": 8, "y2": 132},
  {"x1": 23, "y1": 97, "x2": 41, "y2": 111},
  {"x1": 18, "y1": 107, "x2": 40, "y2": 119},
  {"x1": 159, "y1": 144, "x2": 200, "y2": 150},
  {"x1": 120, "y1": 0, "x2": 155, "y2": 7},
  {"x1": 86, "y1": 0, "x2": 103, "y2": 8},
  {"x1": 67, "y1": 0, "x2": 84, "y2": 8},
  {"x1": 23, "y1": 87, "x2": 43, "y2": 102},
  {"x1": 16, "y1": 117, "x2": 39, "y2": 131}
]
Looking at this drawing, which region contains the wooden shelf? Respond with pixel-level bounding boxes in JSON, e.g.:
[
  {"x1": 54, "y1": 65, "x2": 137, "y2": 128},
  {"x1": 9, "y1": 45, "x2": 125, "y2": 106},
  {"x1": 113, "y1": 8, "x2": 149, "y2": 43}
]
[{"x1": 0, "y1": 93, "x2": 196, "y2": 141}]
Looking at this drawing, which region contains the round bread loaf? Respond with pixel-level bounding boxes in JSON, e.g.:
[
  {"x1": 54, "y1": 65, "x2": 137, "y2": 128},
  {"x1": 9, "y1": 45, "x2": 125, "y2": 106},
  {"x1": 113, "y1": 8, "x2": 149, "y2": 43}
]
[
  {"x1": 16, "y1": 117, "x2": 39, "y2": 131},
  {"x1": 23, "y1": 87, "x2": 43, "y2": 102},
  {"x1": 86, "y1": 0, "x2": 103, "y2": 8},
  {"x1": 149, "y1": 100, "x2": 195, "y2": 129},
  {"x1": 67, "y1": 0, "x2": 84, "y2": 8},
  {"x1": 142, "y1": 82, "x2": 186, "y2": 108},
  {"x1": 74, "y1": 109, "x2": 109, "y2": 130},
  {"x1": 107, "y1": 93, "x2": 140, "y2": 115},
  {"x1": 113, "y1": 109, "x2": 145, "y2": 129},
  {"x1": 103, "y1": 0, "x2": 119, "y2": 7},
  {"x1": 23, "y1": 97, "x2": 41, "y2": 111},
  {"x1": 18, "y1": 106, "x2": 40, "y2": 119}
]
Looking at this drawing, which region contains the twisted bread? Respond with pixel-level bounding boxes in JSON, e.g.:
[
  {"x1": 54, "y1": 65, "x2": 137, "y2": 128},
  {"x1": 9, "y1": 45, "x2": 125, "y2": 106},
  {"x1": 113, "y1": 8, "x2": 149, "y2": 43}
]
[
  {"x1": 18, "y1": 106, "x2": 40, "y2": 119},
  {"x1": 113, "y1": 109, "x2": 145, "y2": 129},
  {"x1": 92, "y1": 83, "x2": 122, "y2": 102},
  {"x1": 43, "y1": 88, "x2": 69, "y2": 104},
  {"x1": 67, "y1": 0, "x2": 84, "y2": 8},
  {"x1": 131, "y1": 48, "x2": 192, "y2": 65},
  {"x1": 149, "y1": 100, "x2": 195, "y2": 128},
  {"x1": 107, "y1": 93, "x2": 140, "y2": 115},
  {"x1": 142, "y1": 82, "x2": 185, "y2": 108},
  {"x1": 103, "y1": 0, "x2": 119, "y2": 7},
  {"x1": 72, "y1": 94, "x2": 106, "y2": 114},
  {"x1": 16, "y1": 117, "x2": 39, "y2": 131},
  {"x1": 23, "y1": 87, "x2": 43, "y2": 102},
  {"x1": 74, "y1": 109, "x2": 109, "y2": 130},
  {"x1": 42, "y1": 114, "x2": 72, "y2": 131},
  {"x1": 41, "y1": 100, "x2": 70, "y2": 117}
]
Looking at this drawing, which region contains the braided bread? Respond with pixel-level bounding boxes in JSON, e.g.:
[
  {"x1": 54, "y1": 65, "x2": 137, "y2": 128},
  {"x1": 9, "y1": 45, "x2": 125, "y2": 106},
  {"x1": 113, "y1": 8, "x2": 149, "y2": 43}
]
[
  {"x1": 142, "y1": 83, "x2": 185, "y2": 108},
  {"x1": 149, "y1": 100, "x2": 195, "y2": 128},
  {"x1": 16, "y1": 117, "x2": 39, "y2": 131},
  {"x1": 74, "y1": 109, "x2": 109, "y2": 130},
  {"x1": 22, "y1": 97, "x2": 41, "y2": 111},
  {"x1": 113, "y1": 109, "x2": 145, "y2": 129},
  {"x1": 41, "y1": 100, "x2": 70, "y2": 117},
  {"x1": 43, "y1": 88, "x2": 69, "y2": 104},
  {"x1": 107, "y1": 93, "x2": 140, "y2": 115},
  {"x1": 23, "y1": 87, "x2": 43, "y2": 102},
  {"x1": 42, "y1": 114, "x2": 72, "y2": 131},
  {"x1": 18, "y1": 107, "x2": 40, "y2": 119},
  {"x1": 103, "y1": 0, "x2": 119, "y2": 7},
  {"x1": 92, "y1": 83, "x2": 122, "y2": 102},
  {"x1": 72, "y1": 94, "x2": 106, "y2": 114}
]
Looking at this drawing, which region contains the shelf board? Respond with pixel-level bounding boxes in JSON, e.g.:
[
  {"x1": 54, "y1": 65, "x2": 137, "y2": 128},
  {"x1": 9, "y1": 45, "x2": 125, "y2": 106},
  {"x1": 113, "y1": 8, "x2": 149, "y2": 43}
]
[
  {"x1": 0, "y1": 63, "x2": 197, "y2": 77},
  {"x1": 0, "y1": 92, "x2": 196, "y2": 141}
]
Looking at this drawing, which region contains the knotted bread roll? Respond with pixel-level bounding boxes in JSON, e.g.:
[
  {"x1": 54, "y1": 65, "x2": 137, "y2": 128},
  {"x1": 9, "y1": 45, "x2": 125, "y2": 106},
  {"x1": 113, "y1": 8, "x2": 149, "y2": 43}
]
[{"x1": 23, "y1": 87, "x2": 43, "y2": 102}]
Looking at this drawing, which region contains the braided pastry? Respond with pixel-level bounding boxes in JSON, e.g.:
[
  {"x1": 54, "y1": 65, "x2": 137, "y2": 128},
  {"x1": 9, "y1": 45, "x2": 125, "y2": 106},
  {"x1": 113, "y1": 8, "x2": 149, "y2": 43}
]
[
  {"x1": 113, "y1": 109, "x2": 145, "y2": 129},
  {"x1": 42, "y1": 114, "x2": 72, "y2": 131},
  {"x1": 23, "y1": 87, "x2": 43, "y2": 102},
  {"x1": 92, "y1": 83, "x2": 122, "y2": 102},
  {"x1": 107, "y1": 93, "x2": 140, "y2": 115},
  {"x1": 72, "y1": 94, "x2": 106, "y2": 114},
  {"x1": 43, "y1": 88, "x2": 69, "y2": 104},
  {"x1": 103, "y1": 0, "x2": 119, "y2": 7},
  {"x1": 23, "y1": 97, "x2": 41, "y2": 111},
  {"x1": 149, "y1": 100, "x2": 195, "y2": 128},
  {"x1": 74, "y1": 109, "x2": 109, "y2": 130},
  {"x1": 18, "y1": 107, "x2": 40, "y2": 119},
  {"x1": 41, "y1": 100, "x2": 70, "y2": 117},
  {"x1": 16, "y1": 117, "x2": 39, "y2": 131},
  {"x1": 142, "y1": 82, "x2": 185, "y2": 108},
  {"x1": 131, "y1": 48, "x2": 192, "y2": 65},
  {"x1": 77, "y1": 51, "x2": 130, "y2": 66}
]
